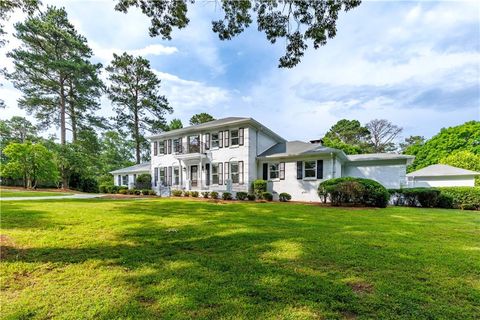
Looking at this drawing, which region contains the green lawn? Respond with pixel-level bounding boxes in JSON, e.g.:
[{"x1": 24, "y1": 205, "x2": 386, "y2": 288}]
[
  {"x1": 0, "y1": 188, "x2": 72, "y2": 197},
  {"x1": 1, "y1": 199, "x2": 479, "y2": 319}
]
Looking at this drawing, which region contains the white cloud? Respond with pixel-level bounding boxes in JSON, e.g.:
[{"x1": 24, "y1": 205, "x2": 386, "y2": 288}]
[{"x1": 91, "y1": 42, "x2": 178, "y2": 63}]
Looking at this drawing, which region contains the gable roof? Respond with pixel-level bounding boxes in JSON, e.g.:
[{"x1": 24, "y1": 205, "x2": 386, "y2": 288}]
[
  {"x1": 147, "y1": 117, "x2": 285, "y2": 142},
  {"x1": 407, "y1": 164, "x2": 480, "y2": 177},
  {"x1": 110, "y1": 162, "x2": 151, "y2": 174},
  {"x1": 347, "y1": 153, "x2": 415, "y2": 163},
  {"x1": 258, "y1": 141, "x2": 347, "y2": 160}
]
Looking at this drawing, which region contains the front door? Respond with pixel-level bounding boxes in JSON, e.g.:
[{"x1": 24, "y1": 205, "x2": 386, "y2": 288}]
[{"x1": 190, "y1": 165, "x2": 198, "y2": 187}]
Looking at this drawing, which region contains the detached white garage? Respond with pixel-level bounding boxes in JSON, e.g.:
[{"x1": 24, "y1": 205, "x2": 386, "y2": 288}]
[{"x1": 407, "y1": 164, "x2": 479, "y2": 187}]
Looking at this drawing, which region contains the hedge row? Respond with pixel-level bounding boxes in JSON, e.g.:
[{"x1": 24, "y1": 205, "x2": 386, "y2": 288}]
[
  {"x1": 171, "y1": 188, "x2": 291, "y2": 202},
  {"x1": 389, "y1": 187, "x2": 479, "y2": 210},
  {"x1": 318, "y1": 177, "x2": 390, "y2": 208},
  {"x1": 99, "y1": 185, "x2": 156, "y2": 196}
]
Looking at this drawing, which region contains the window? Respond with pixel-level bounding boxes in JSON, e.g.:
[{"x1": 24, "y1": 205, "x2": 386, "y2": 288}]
[
  {"x1": 211, "y1": 163, "x2": 223, "y2": 185},
  {"x1": 153, "y1": 141, "x2": 158, "y2": 156},
  {"x1": 122, "y1": 175, "x2": 128, "y2": 185},
  {"x1": 173, "y1": 138, "x2": 181, "y2": 153},
  {"x1": 154, "y1": 168, "x2": 158, "y2": 186},
  {"x1": 304, "y1": 160, "x2": 317, "y2": 178},
  {"x1": 269, "y1": 163, "x2": 279, "y2": 179},
  {"x1": 159, "y1": 141, "x2": 165, "y2": 154},
  {"x1": 159, "y1": 167, "x2": 166, "y2": 186},
  {"x1": 231, "y1": 162, "x2": 239, "y2": 183},
  {"x1": 117, "y1": 175, "x2": 121, "y2": 186},
  {"x1": 173, "y1": 167, "x2": 180, "y2": 185},
  {"x1": 188, "y1": 135, "x2": 200, "y2": 153},
  {"x1": 231, "y1": 129, "x2": 239, "y2": 146},
  {"x1": 211, "y1": 133, "x2": 220, "y2": 148}
]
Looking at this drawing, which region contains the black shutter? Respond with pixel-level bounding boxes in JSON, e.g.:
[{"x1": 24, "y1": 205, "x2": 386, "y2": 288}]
[
  {"x1": 168, "y1": 166, "x2": 172, "y2": 186},
  {"x1": 206, "y1": 163, "x2": 210, "y2": 186},
  {"x1": 219, "y1": 131, "x2": 223, "y2": 148},
  {"x1": 219, "y1": 163, "x2": 223, "y2": 185},
  {"x1": 262, "y1": 163, "x2": 268, "y2": 180},
  {"x1": 239, "y1": 161, "x2": 244, "y2": 184},
  {"x1": 153, "y1": 141, "x2": 157, "y2": 156},
  {"x1": 224, "y1": 130, "x2": 230, "y2": 147},
  {"x1": 224, "y1": 161, "x2": 229, "y2": 184},
  {"x1": 317, "y1": 160, "x2": 324, "y2": 179},
  {"x1": 163, "y1": 140, "x2": 167, "y2": 155},
  {"x1": 239, "y1": 128, "x2": 244, "y2": 146},
  {"x1": 205, "y1": 133, "x2": 210, "y2": 150},
  {"x1": 168, "y1": 139, "x2": 172, "y2": 154},
  {"x1": 297, "y1": 161, "x2": 303, "y2": 179},
  {"x1": 280, "y1": 162, "x2": 285, "y2": 180}
]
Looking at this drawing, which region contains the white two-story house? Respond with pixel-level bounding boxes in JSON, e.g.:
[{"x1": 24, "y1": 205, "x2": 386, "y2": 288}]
[{"x1": 111, "y1": 117, "x2": 414, "y2": 201}]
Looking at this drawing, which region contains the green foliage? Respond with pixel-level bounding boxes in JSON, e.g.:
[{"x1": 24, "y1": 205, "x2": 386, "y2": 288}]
[
  {"x1": 236, "y1": 191, "x2": 248, "y2": 200},
  {"x1": 190, "y1": 191, "x2": 199, "y2": 198},
  {"x1": 319, "y1": 177, "x2": 389, "y2": 208},
  {"x1": 222, "y1": 192, "x2": 233, "y2": 200},
  {"x1": 99, "y1": 184, "x2": 109, "y2": 193},
  {"x1": 141, "y1": 189, "x2": 151, "y2": 196},
  {"x1": 322, "y1": 119, "x2": 372, "y2": 154},
  {"x1": 172, "y1": 189, "x2": 183, "y2": 197},
  {"x1": 279, "y1": 192, "x2": 292, "y2": 202},
  {"x1": 106, "y1": 52, "x2": 172, "y2": 163},
  {"x1": 183, "y1": 191, "x2": 190, "y2": 197},
  {"x1": 189, "y1": 113, "x2": 215, "y2": 125},
  {"x1": 406, "y1": 121, "x2": 480, "y2": 172},
  {"x1": 210, "y1": 191, "x2": 219, "y2": 199},
  {"x1": 135, "y1": 174, "x2": 151, "y2": 189},
  {"x1": 440, "y1": 151, "x2": 480, "y2": 186},
  {"x1": 118, "y1": 188, "x2": 128, "y2": 195},
  {"x1": 400, "y1": 135, "x2": 425, "y2": 154},
  {"x1": 115, "y1": 0, "x2": 360, "y2": 68},
  {"x1": 262, "y1": 192, "x2": 273, "y2": 201},
  {"x1": 201, "y1": 191, "x2": 210, "y2": 198},
  {"x1": 247, "y1": 194, "x2": 256, "y2": 201},
  {"x1": 1, "y1": 142, "x2": 59, "y2": 188},
  {"x1": 438, "y1": 187, "x2": 480, "y2": 210},
  {"x1": 167, "y1": 118, "x2": 183, "y2": 130},
  {"x1": 253, "y1": 180, "x2": 267, "y2": 199}
]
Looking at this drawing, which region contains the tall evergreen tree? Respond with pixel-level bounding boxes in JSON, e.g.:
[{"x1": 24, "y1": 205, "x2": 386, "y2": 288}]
[
  {"x1": 106, "y1": 52, "x2": 172, "y2": 164},
  {"x1": 189, "y1": 113, "x2": 215, "y2": 125},
  {"x1": 7, "y1": 7, "x2": 103, "y2": 187}
]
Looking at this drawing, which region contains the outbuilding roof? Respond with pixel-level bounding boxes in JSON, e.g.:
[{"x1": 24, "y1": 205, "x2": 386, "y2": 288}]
[
  {"x1": 406, "y1": 164, "x2": 480, "y2": 177},
  {"x1": 110, "y1": 162, "x2": 151, "y2": 174}
]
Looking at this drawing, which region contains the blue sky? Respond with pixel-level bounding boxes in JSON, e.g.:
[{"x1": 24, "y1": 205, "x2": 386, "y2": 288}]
[{"x1": 1, "y1": 0, "x2": 479, "y2": 142}]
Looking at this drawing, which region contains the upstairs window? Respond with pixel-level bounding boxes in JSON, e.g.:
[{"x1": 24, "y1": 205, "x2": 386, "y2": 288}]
[
  {"x1": 212, "y1": 132, "x2": 220, "y2": 148},
  {"x1": 188, "y1": 135, "x2": 200, "y2": 153},
  {"x1": 173, "y1": 138, "x2": 181, "y2": 153},
  {"x1": 231, "y1": 129, "x2": 239, "y2": 146},
  {"x1": 159, "y1": 140, "x2": 165, "y2": 154}
]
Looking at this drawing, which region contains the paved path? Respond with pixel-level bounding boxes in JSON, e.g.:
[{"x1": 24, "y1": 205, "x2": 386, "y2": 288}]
[{"x1": 0, "y1": 193, "x2": 105, "y2": 201}]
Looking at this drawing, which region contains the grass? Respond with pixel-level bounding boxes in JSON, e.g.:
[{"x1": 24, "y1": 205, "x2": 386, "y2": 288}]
[
  {"x1": 0, "y1": 188, "x2": 73, "y2": 198},
  {"x1": 1, "y1": 198, "x2": 479, "y2": 319}
]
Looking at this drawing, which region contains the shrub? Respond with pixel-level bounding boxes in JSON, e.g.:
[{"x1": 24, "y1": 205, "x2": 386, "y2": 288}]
[
  {"x1": 183, "y1": 191, "x2": 190, "y2": 197},
  {"x1": 172, "y1": 189, "x2": 183, "y2": 197},
  {"x1": 108, "y1": 185, "x2": 120, "y2": 194},
  {"x1": 438, "y1": 187, "x2": 480, "y2": 210},
  {"x1": 141, "y1": 189, "x2": 151, "y2": 195},
  {"x1": 201, "y1": 191, "x2": 210, "y2": 198},
  {"x1": 191, "y1": 191, "x2": 199, "y2": 198},
  {"x1": 319, "y1": 177, "x2": 389, "y2": 208},
  {"x1": 236, "y1": 192, "x2": 248, "y2": 200},
  {"x1": 99, "y1": 184, "x2": 109, "y2": 193},
  {"x1": 222, "y1": 192, "x2": 233, "y2": 200},
  {"x1": 79, "y1": 177, "x2": 99, "y2": 193},
  {"x1": 118, "y1": 189, "x2": 128, "y2": 195},
  {"x1": 247, "y1": 194, "x2": 256, "y2": 201},
  {"x1": 253, "y1": 180, "x2": 267, "y2": 199},
  {"x1": 149, "y1": 190, "x2": 156, "y2": 196},
  {"x1": 135, "y1": 174, "x2": 152, "y2": 189},
  {"x1": 437, "y1": 193, "x2": 454, "y2": 209},
  {"x1": 134, "y1": 189, "x2": 141, "y2": 195},
  {"x1": 210, "y1": 191, "x2": 219, "y2": 199},
  {"x1": 262, "y1": 192, "x2": 273, "y2": 201},
  {"x1": 127, "y1": 189, "x2": 135, "y2": 195},
  {"x1": 279, "y1": 192, "x2": 292, "y2": 202}
]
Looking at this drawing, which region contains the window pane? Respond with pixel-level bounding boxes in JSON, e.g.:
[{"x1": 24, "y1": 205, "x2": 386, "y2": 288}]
[
  {"x1": 304, "y1": 161, "x2": 316, "y2": 178},
  {"x1": 269, "y1": 163, "x2": 279, "y2": 179},
  {"x1": 212, "y1": 163, "x2": 219, "y2": 184},
  {"x1": 231, "y1": 130, "x2": 239, "y2": 145}
]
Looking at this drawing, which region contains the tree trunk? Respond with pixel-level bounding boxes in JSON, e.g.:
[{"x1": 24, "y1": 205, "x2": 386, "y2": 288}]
[
  {"x1": 59, "y1": 77, "x2": 68, "y2": 189},
  {"x1": 69, "y1": 80, "x2": 77, "y2": 143},
  {"x1": 134, "y1": 109, "x2": 140, "y2": 164}
]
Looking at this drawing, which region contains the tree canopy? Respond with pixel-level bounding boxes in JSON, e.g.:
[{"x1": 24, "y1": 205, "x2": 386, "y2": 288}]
[
  {"x1": 366, "y1": 119, "x2": 403, "y2": 153},
  {"x1": 106, "y1": 52, "x2": 172, "y2": 164},
  {"x1": 189, "y1": 113, "x2": 215, "y2": 126},
  {"x1": 322, "y1": 119, "x2": 371, "y2": 154},
  {"x1": 114, "y1": 0, "x2": 361, "y2": 68},
  {"x1": 405, "y1": 121, "x2": 480, "y2": 172}
]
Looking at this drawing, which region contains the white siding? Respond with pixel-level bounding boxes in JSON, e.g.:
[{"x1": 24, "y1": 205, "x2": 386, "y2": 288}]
[
  {"x1": 408, "y1": 176, "x2": 475, "y2": 187},
  {"x1": 343, "y1": 161, "x2": 407, "y2": 189}
]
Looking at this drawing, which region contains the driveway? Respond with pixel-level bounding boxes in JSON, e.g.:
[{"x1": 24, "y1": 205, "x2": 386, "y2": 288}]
[{"x1": 0, "y1": 193, "x2": 105, "y2": 201}]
